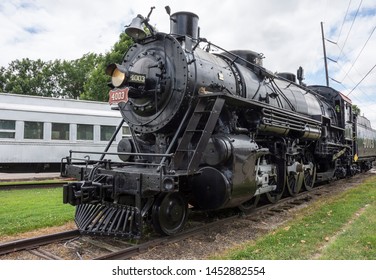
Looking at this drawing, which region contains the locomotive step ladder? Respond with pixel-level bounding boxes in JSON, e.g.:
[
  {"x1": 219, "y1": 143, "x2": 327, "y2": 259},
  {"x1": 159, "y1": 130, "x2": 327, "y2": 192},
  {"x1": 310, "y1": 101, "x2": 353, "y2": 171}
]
[{"x1": 172, "y1": 96, "x2": 225, "y2": 174}]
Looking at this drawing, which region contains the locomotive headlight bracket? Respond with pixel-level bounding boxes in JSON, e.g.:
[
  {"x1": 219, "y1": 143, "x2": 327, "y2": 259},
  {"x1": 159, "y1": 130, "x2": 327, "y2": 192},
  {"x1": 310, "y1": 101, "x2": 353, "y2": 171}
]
[{"x1": 106, "y1": 63, "x2": 128, "y2": 88}]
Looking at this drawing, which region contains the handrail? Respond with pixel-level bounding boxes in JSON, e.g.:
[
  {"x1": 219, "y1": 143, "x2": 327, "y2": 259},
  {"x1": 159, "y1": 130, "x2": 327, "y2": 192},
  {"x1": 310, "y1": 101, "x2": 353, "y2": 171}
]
[{"x1": 69, "y1": 150, "x2": 173, "y2": 158}]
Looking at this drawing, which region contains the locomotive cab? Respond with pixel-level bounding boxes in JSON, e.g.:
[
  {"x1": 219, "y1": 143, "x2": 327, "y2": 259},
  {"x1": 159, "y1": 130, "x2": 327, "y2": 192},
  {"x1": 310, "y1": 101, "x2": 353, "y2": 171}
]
[{"x1": 308, "y1": 85, "x2": 357, "y2": 178}]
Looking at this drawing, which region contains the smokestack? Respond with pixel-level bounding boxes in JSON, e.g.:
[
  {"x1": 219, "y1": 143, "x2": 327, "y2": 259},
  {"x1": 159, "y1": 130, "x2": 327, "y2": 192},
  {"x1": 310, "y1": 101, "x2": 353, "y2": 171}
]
[{"x1": 170, "y1": 12, "x2": 199, "y2": 40}]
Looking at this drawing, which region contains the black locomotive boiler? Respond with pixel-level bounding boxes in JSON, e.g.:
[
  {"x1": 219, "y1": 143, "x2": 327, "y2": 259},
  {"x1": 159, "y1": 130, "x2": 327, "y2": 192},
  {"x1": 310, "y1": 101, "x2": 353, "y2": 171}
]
[{"x1": 63, "y1": 7, "x2": 376, "y2": 238}]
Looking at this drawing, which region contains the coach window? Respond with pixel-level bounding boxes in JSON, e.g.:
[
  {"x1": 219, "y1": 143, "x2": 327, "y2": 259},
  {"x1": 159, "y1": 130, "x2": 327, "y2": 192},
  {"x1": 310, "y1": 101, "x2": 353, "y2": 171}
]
[
  {"x1": 0, "y1": 120, "x2": 16, "y2": 139},
  {"x1": 100, "y1": 125, "x2": 116, "y2": 141},
  {"x1": 77, "y1": 124, "x2": 93, "y2": 140},
  {"x1": 52, "y1": 123, "x2": 70, "y2": 140},
  {"x1": 24, "y1": 121, "x2": 44, "y2": 139}
]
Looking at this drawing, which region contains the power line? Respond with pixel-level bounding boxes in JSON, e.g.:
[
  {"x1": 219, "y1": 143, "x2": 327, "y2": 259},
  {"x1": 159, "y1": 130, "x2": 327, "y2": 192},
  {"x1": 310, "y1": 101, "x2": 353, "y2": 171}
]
[
  {"x1": 347, "y1": 63, "x2": 376, "y2": 96},
  {"x1": 324, "y1": 1, "x2": 365, "y2": 85},
  {"x1": 320, "y1": 1, "x2": 375, "y2": 104},
  {"x1": 330, "y1": 71, "x2": 373, "y2": 102},
  {"x1": 336, "y1": 0, "x2": 363, "y2": 61},
  {"x1": 341, "y1": 25, "x2": 376, "y2": 82},
  {"x1": 335, "y1": 0, "x2": 353, "y2": 43},
  {"x1": 327, "y1": 46, "x2": 375, "y2": 101},
  {"x1": 329, "y1": 43, "x2": 373, "y2": 99}
]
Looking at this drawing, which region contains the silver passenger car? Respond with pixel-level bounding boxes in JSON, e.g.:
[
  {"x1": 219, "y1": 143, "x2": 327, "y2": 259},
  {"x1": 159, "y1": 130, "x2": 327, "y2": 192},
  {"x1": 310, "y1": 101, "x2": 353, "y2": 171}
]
[{"x1": 0, "y1": 93, "x2": 128, "y2": 172}]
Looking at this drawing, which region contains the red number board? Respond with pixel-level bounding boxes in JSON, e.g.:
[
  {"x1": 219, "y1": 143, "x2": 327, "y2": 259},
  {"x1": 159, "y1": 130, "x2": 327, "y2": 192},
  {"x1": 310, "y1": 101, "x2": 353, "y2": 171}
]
[{"x1": 109, "y1": 88, "x2": 129, "y2": 105}]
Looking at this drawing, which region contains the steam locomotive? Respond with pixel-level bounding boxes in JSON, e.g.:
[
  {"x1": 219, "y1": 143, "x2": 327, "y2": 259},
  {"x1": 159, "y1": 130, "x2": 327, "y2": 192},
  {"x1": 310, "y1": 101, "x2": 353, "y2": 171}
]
[{"x1": 62, "y1": 7, "x2": 376, "y2": 238}]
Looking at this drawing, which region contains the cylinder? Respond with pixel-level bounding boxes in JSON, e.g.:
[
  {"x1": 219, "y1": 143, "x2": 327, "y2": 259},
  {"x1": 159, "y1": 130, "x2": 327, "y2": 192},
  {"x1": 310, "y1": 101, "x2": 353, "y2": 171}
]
[
  {"x1": 170, "y1": 12, "x2": 199, "y2": 40},
  {"x1": 190, "y1": 166, "x2": 230, "y2": 210}
]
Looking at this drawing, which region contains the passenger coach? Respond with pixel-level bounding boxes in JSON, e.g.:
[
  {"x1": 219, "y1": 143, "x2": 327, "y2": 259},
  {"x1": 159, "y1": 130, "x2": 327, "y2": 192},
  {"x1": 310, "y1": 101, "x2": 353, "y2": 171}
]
[{"x1": 0, "y1": 93, "x2": 128, "y2": 172}]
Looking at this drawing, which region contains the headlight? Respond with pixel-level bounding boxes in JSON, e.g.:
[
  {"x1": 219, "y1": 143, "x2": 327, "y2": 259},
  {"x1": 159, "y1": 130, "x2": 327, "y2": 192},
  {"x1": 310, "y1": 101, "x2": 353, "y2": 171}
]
[
  {"x1": 106, "y1": 63, "x2": 127, "y2": 88},
  {"x1": 163, "y1": 177, "x2": 175, "y2": 191},
  {"x1": 111, "y1": 68, "x2": 126, "y2": 87}
]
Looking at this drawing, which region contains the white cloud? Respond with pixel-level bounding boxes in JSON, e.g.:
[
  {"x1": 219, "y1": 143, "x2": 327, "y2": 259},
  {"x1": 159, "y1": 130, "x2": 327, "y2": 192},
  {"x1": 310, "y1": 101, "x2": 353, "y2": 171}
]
[{"x1": 1, "y1": 0, "x2": 375, "y2": 126}]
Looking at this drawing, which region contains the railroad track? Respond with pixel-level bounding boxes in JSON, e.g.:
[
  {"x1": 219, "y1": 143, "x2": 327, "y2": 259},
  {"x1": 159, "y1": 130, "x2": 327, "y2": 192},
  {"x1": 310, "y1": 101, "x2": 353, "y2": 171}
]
[
  {"x1": 0, "y1": 172, "x2": 372, "y2": 260},
  {"x1": 0, "y1": 230, "x2": 80, "y2": 259},
  {"x1": 0, "y1": 215, "x2": 238, "y2": 260},
  {"x1": 0, "y1": 182, "x2": 67, "y2": 191}
]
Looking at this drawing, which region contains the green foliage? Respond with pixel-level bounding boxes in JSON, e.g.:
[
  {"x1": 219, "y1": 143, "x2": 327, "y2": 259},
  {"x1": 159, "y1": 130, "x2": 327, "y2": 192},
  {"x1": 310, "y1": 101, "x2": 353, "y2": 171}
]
[
  {"x1": 81, "y1": 33, "x2": 133, "y2": 101},
  {"x1": 0, "y1": 33, "x2": 133, "y2": 101},
  {"x1": 60, "y1": 53, "x2": 101, "y2": 99},
  {"x1": 352, "y1": 104, "x2": 361, "y2": 115},
  {"x1": 0, "y1": 188, "x2": 74, "y2": 236},
  {"x1": 0, "y1": 66, "x2": 6, "y2": 90},
  {"x1": 2, "y1": 58, "x2": 47, "y2": 96}
]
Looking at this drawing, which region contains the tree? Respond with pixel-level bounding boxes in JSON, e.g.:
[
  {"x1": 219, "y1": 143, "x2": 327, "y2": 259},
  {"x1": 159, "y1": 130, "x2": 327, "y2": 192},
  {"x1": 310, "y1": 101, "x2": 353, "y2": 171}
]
[
  {"x1": 59, "y1": 53, "x2": 100, "y2": 99},
  {"x1": 352, "y1": 104, "x2": 361, "y2": 115},
  {"x1": 0, "y1": 66, "x2": 6, "y2": 91},
  {"x1": 0, "y1": 33, "x2": 133, "y2": 100},
  {"x1": 2, "y1": 58, "x2": 48, "y2": 96},
  {"x1": 81, "y1": 33, "x2": 133, "y2": 101}
]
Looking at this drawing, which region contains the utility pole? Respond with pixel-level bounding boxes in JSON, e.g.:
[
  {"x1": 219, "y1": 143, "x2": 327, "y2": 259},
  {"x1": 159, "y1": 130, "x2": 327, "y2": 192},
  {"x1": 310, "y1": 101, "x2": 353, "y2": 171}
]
[{"x1": 321, "y1": 22, "x2": 329, "y2": 86}]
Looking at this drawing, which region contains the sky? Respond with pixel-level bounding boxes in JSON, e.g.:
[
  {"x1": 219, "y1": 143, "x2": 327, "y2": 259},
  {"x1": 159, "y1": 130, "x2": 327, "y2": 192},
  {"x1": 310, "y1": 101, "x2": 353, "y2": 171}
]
[{"x1": 1, "y1": 0, "x2": 376, "y2": 126}]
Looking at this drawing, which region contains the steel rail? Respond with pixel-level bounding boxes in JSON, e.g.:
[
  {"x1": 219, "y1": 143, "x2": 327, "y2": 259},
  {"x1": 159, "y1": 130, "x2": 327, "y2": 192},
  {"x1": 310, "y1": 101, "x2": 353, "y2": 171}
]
[
  {"x1": 94, "y1": 182, "x2": 339, "y2": 260},
  {"x1": 0, "y1": 230, "x2": 80, "y2": 256},
  {"x1": 94, "y1": 215, "x2": 237, "y2": 260},
  {"x1": 0, "y1": 182, "x2": 65, "y2": 191}
]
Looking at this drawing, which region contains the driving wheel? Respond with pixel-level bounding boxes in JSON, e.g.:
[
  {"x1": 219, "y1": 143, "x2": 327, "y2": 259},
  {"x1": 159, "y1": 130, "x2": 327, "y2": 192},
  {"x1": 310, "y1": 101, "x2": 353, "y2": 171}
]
[
  {"x1": 286, "y1": 171, "x2": 303, "y2": 196},
  {"x1": 304, "y1": 163, "x2": 316, "y2": 191},
  {"x1": 265, "y1": 159, "x2": 285, "y2": 204}
]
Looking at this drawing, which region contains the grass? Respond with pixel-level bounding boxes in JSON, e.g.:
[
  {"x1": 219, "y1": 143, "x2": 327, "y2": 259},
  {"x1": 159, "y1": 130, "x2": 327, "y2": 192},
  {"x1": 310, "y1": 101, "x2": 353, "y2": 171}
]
[
  {"x1": 214, "y1": 176, "x2": 376, "y2": 260},
  {"x1": 0, "y1": 188, "x2": 74, "y2": 236},
  {"x1": 319, "y1": 202, "x2": 376, "y2": 259}
]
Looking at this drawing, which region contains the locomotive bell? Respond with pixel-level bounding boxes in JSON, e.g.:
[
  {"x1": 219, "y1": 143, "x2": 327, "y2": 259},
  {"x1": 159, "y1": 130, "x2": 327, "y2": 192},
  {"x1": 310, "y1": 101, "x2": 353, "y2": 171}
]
[{"x1": 125, "y1": 15, "x2": 147, "y2": 40}]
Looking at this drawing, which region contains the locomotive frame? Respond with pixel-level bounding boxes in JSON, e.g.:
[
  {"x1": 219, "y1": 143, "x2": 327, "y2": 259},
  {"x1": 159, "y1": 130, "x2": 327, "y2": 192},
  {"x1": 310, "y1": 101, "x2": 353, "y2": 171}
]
[{"x1": 62, "y1": 7, "x2": 376, "y2": 238}]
